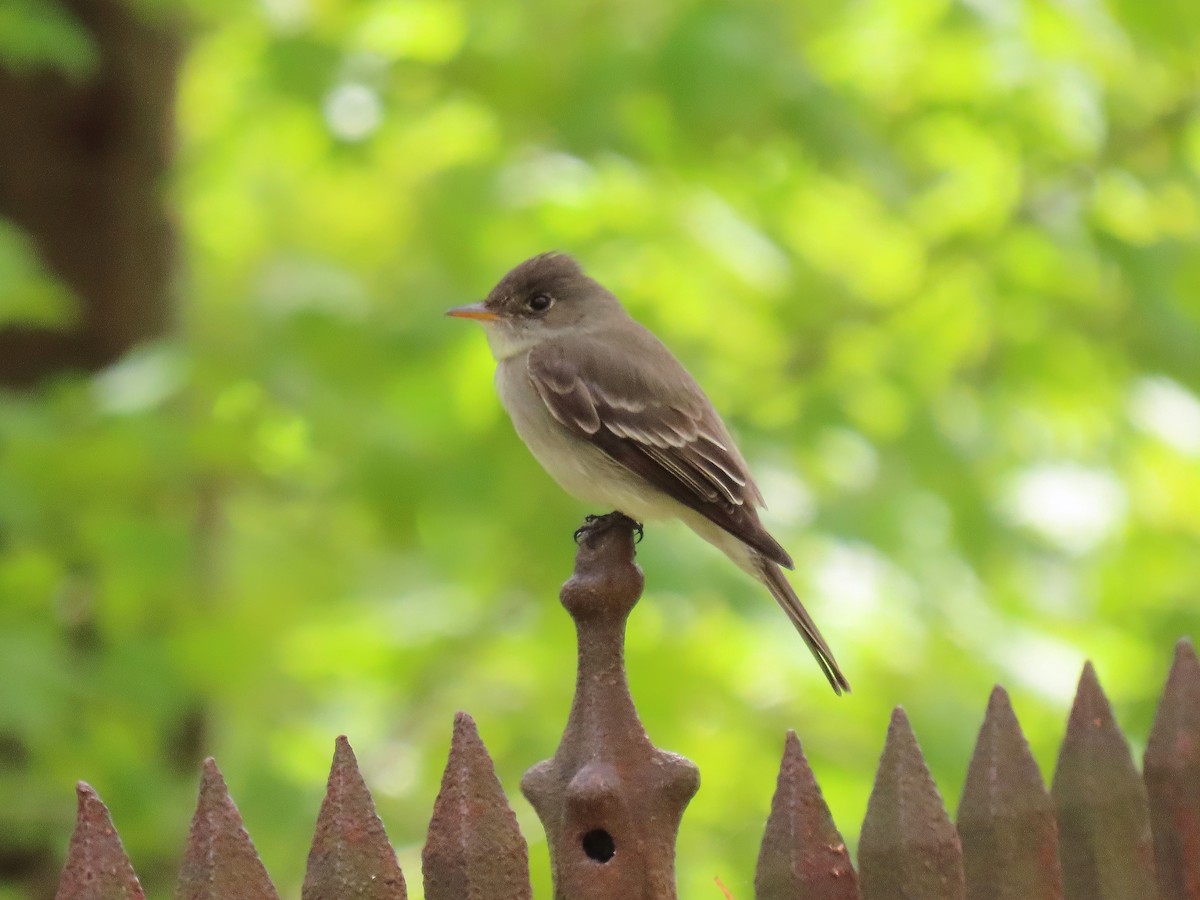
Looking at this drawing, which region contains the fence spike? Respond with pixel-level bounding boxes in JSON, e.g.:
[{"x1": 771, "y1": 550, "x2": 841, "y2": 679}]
[
  {"x1": 754, "y1": 730, "x2": 858, "y2": 900},
  {"x1": 521, "y1": 513, "x2": 700, "y2": 900},
  {"x1": 1051, "y1": 660, "x2": 1157, "y2": 900},
  {"x1": 957, "y1": 686, "x2": 1063, "y2": 900},
  {"x1": 175, "y1": 758, "x2": 279, "y2": 900},
  {"x1": 422, "y1": 712, "x2": 531, "y2": 900},
  {"x1": 55, "y1": 782, "x2": 145, "y2": 900},
  {"x1": 1144, "y1": 638, "x2": 1200, "y2": 900},
  {"x1": 859, "y1": 706, "x2": 966, "y2": 900},
  {"x1": 301, "y1": 735, "x2": 407, "y2": 899}
]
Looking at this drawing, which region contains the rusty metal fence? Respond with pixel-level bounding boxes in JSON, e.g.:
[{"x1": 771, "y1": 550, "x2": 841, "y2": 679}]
[{"x1": 55, "y1": 516, "x2": 1199, "y2": 899}]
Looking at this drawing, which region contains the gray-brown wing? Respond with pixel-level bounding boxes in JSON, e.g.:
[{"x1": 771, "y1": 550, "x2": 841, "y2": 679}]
[{"x1": 527, "y1": 336, "x2": 794, "y2": 569}]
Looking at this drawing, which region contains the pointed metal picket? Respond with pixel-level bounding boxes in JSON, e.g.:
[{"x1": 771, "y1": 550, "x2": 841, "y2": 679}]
[
  {"x1": 957, "y1": 686, "x2": 1063, "y2": 900},
  {"x1": 302, "y1": 736, "x2": 407, "y2": 899},
  {"x1": 859, "y1": 707, "x2": 966, "y2": 900},
  {"x1": 422, "y1": 712, "x2": 531, "y2": 900},
  {"x1": 175, "y1": 758, "x2": 279, "y2": 900},
  {"x1": 755, "y1": 730, "x2": 858, "y2": 900},
  {"x1": 1144, "y1": 638, "x2": 1200, "y2": 900},
  {"x1": 1051, "y1": 662, "x2": 1157, "y2": 900},
  {"x1": 55, "y1": 783, "x2": 145, "y2": 900}
]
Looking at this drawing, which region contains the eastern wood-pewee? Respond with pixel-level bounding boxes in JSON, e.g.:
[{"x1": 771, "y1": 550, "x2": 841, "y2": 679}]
[{"x1": 447, "y1": 252, "x2": 849, "y2": 694}]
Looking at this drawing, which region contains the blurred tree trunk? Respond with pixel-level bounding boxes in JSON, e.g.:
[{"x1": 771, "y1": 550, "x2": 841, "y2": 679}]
[
  {"x1": 0, "y1": 0, "x2": 180, "y2": 387},
  {"x1": 0, "y1": 2, "x2": 181, "y2": 896}
]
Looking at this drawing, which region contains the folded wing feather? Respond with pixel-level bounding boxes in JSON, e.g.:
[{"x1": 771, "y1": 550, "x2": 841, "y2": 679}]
[{"x1": 527, "y1": 336, "x2": 793, "y2": 569}]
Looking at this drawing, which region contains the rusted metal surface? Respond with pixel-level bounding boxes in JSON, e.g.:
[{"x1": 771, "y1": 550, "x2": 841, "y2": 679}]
[
  {"x1": 422, "y1": 711, "x2": 531, "y2": 900},
  {"x1": 1144, "y1": 638, "x2": 1200, "y2": 900},
  {"x1": 957, "y1": 686, "x2": 1063, "y2": 900},
  {"x1": 755, "y1": 730, "x2": 857, "y2": 900},
  {"x1": 1051, "y1": 661, "x2": 1158, "y2": 900},
  {"x1": 47, "y1": 539, "x2": 1198, "y2": 900},
  {"x1": 55, "y1": 782, "x2": 145, "y2": 900},
  {"x1": 302, "y1": 735, "x2": 407, "y2": 899},
  {"x1": 859, "y1": 706, "x2": 966, "y2": 900},
  {"x1": 175, "y1": 758, "x2": 279, "y2": 900},
  {"x1": 522, "y1": 513, "x2": 700, "y2": 900}
]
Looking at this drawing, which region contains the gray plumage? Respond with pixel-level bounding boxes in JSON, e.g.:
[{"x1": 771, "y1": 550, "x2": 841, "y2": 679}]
[{"x1": 449, "y1": 252, "x2": 849, "y2": 694}]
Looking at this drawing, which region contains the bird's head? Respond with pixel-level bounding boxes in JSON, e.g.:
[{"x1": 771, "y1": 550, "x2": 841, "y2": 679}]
[{"x1": 446, "y1": 252, "x2": 622, "y2": 359}]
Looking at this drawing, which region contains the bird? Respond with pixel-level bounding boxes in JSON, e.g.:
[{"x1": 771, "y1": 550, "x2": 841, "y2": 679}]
[{"x1": 446, "y1": 252, "x2": 849, "y2": 694}]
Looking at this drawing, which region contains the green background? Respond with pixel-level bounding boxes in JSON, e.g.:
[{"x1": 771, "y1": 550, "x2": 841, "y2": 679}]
[{"x1": 2, "y1": 0, "x2": 1199, "y2": 896}]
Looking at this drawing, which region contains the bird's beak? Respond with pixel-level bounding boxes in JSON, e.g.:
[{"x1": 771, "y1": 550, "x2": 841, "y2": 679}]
[{"x1": 445, "y1": 302, "x2": 500, "y2": 322}]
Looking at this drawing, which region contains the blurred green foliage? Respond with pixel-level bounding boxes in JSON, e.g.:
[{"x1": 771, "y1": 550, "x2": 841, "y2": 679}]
[
  {"x1": 2, "y1": 0, "x2": 1199, "y2": 896},
  {"x1": 0, "y1": 0, "x2": 96, "y2": 76}
]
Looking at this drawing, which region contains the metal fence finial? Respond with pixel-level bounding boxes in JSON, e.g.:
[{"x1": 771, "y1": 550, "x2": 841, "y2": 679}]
[
  {"x1": 859, "y1": 707, "x2": 966, "y2": 900},
  {"x1": 55, "y1": 782, "x2": 145, "y2": 900},
  {"x1": 755, "y1": 730, "x2": 858, "y2": 900},
  {"x1": 423, "y1": 712, "x2": 532, "y2": 900},
  {"x1": 1051, "y1": 660, "x2": 1157, "y2": 900},
  {"x1": 957, "y1": 685, "x2": 1063, "y2": 900},
  {"x1": 302, "y1": 736, "x2": 407, "y2": 899},
  {"x1": 1144, "y1": 638, "x2": 1200, "y2": 900},
  {"x1": 521, "y1": 513, "x2": 700, "y2": 900},
  {"x1": 176, "y1": 758, "x2": 279, "y2": 900}
]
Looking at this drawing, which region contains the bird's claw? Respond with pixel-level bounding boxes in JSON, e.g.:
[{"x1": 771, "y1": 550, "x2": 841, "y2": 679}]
[
  {"x1": 573, "y1": 515, "x2": 600, "y2": 543},
  {"x1": 573, "y1": 512, "x2": 644, "y2": 544}
]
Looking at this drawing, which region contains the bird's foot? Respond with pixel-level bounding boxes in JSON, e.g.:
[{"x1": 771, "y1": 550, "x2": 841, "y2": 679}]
[
  {"x1": 573, "y1": 512, "x2": 644, "y2": 544},
  {"x1": 573, "y1": 515, "x2": 602, "y2": 543}
]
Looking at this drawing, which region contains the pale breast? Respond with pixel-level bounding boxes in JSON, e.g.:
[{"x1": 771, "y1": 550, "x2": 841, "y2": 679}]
[{"x1": 494, "y1": 356, "x2": 674, "y2": 521}]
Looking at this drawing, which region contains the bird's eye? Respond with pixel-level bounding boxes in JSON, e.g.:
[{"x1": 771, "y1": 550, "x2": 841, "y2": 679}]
[{"x1": 527, "y1": 293, "x2": 553, "y2": 313}]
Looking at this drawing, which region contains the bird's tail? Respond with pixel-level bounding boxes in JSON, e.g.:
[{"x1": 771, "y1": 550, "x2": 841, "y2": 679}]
[{"x1": 755, "y1": 556, "x2": 850, "y2": 695}]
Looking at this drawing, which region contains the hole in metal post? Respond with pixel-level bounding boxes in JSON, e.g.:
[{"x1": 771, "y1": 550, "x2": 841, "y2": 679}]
[{"x1": 581, "y1": 829, "x2": 615, "y2": 863}]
